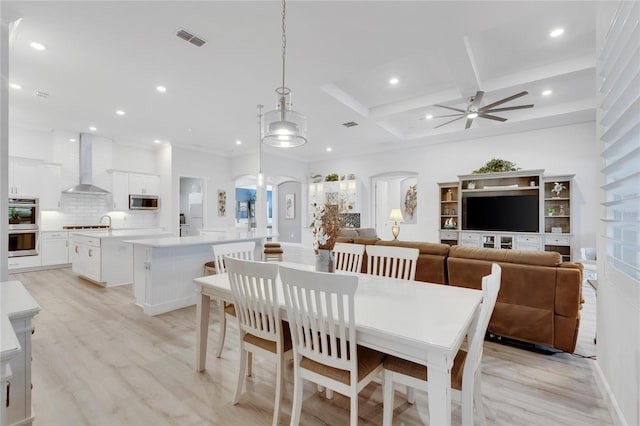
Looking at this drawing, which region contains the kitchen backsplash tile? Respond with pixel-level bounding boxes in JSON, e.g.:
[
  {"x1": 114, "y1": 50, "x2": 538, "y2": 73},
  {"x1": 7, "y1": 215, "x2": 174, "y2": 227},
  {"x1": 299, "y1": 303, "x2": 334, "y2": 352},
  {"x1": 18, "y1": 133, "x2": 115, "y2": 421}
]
[{"x1": 41, "y1": 194, "x2": 158, "y2": 230}]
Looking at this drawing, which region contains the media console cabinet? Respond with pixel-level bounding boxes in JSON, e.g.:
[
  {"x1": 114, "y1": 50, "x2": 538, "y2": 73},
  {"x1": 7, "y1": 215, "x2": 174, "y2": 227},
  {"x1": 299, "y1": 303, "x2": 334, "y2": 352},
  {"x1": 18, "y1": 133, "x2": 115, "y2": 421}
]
[{"x1": 438, "y1": 170, "x2": 574, "y2": 261}]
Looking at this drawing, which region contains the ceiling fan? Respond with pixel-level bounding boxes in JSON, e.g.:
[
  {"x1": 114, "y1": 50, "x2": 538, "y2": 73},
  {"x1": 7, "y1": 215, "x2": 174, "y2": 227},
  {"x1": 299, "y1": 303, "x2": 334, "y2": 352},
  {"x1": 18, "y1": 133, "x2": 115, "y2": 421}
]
[{"x1": 430, "y1": 90, "x2": 534, "y2": 129}]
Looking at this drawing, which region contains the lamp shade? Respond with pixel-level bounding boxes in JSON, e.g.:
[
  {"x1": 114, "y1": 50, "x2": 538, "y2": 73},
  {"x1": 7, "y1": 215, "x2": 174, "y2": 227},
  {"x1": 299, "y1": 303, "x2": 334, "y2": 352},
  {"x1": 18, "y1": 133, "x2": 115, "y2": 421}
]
[{"x1": 388, "y1": 208, "x2": 404, "y2": 223}]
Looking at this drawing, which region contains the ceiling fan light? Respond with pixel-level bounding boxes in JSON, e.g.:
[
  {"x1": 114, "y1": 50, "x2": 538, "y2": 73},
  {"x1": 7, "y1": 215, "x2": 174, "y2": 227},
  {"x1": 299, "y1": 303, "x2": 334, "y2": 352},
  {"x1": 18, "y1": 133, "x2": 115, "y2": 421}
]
[{"x1": 467, "y1": 112, "x2": 479, "y2": 119}]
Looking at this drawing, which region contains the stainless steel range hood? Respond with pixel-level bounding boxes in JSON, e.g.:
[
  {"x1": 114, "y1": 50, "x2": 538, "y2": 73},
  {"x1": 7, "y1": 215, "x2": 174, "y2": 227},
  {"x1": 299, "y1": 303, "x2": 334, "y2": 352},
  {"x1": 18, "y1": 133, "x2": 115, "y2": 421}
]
[{"x1": 62, "y1": 133, "x2": 110, "y2": 195}]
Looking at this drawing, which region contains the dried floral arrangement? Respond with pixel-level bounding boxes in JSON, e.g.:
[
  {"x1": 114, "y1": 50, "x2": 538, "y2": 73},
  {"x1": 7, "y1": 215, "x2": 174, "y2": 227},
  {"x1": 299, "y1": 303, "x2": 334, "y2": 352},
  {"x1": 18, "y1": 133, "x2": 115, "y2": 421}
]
[{"x1": 310, "y1": 202, "x2": 343, "y2": 251}]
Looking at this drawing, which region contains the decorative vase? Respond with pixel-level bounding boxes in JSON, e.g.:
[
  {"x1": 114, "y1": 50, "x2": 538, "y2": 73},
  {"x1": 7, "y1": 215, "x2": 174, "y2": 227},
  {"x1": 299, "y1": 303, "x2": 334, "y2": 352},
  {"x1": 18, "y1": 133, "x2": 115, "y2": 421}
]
[{"x1": 315, "y1": 249, "x2": 334, "y2": 273}]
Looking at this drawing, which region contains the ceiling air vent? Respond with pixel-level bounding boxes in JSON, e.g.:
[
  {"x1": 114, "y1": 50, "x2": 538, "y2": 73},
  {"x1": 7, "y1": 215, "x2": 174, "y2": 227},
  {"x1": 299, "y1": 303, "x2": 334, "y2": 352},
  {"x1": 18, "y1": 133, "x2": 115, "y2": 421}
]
[
  {"x1": 176, "y1": 28, "x2": 207, "y2": 47},
  {"x1": 342, "y1": 121, "x2": 359, "y2": 128}
]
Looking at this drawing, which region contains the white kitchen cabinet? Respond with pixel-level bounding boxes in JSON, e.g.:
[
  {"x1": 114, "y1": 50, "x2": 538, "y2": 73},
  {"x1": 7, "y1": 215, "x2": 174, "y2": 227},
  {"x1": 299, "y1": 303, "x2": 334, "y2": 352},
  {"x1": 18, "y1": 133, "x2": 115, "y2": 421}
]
[
  {"x1": 71, "y1": 230, "x2": 172, "y2": 287},
  {"x1": 7, "y1": 255, "x2": 41, "y2": 270},
  {"x1": 39, "y1": 164, "x2": 62, "y2": 210},
  {"x1": 71, "y1": 235, "x2": 102, "y2": 283},
  {"x1": 110, "y1": 171, "x2": 130, "y2": 210},
  {"x1": 109, "y1": 171, "x2": 160, "y2": 210},
  {"x1": 8, "y1": 158, "x2": 41, "y2": 197},
  {"x1": 129, "y1": 173, "x2": 160, "y2": 195},
  {"x1": 1, "y1": 281, "x2": 40, "y2": 426},
  {"x1": 41, "y1": 231, "x2": 69, "y2": 266}
]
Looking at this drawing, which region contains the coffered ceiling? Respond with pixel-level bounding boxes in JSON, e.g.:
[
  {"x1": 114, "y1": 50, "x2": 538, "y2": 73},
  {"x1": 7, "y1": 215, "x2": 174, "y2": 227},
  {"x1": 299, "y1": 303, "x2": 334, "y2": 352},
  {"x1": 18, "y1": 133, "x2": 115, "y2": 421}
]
[{"x1": 5, "y1": 1, "x2": 597, "y2": 162}]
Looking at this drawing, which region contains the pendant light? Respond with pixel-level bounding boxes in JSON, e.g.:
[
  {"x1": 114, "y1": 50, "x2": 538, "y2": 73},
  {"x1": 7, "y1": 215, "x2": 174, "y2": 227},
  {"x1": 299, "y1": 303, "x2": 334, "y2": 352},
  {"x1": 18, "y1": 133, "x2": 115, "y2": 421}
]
[{"x1": 262, "y1": 0, "x2": 307, "y2": 148}]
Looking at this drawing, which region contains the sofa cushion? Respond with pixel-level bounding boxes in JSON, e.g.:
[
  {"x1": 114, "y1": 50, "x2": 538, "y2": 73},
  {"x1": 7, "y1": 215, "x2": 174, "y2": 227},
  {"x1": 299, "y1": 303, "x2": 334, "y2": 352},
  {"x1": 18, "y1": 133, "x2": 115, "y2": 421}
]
[
  {"x1": 353, "y1": 237, "x2": 380, "y2": 245},
  {"x1": 338, "y1": 229, "x2": 359, "y2": 239},
  {"x1": 369, "y1": 240, "x2": 449, "y2": 284},
  {"x1": 449, "y1": 245, "x2": 561, "y2": 267},
  {"x1": 375, "y1": 240, "x2": 450, "y2": 256},
  {"x1": 356, "y1": 228, "x2": 378, "y2": 238}
]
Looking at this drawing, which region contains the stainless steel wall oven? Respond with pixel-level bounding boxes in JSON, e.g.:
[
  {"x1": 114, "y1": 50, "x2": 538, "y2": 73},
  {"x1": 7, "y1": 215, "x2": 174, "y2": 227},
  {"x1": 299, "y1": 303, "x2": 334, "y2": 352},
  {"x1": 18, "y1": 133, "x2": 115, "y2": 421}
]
[{"x1": 8, "y1": 198, "x2": 39, "y2": 257}]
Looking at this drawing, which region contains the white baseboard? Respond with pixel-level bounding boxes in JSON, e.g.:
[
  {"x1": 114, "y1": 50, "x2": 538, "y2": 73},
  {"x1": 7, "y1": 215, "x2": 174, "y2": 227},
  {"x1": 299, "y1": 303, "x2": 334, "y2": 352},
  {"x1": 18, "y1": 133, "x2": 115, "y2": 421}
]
[{"x1": 592, "y1": 360, "x2": 628, "y2": 425}]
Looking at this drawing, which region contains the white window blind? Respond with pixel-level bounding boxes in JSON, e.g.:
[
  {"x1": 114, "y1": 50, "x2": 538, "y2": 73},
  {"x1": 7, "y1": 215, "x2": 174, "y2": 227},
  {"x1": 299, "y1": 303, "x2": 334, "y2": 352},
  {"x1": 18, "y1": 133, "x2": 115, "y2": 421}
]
[{"x1": 598, "y1": 1, "x2": 640, "y2": 281}]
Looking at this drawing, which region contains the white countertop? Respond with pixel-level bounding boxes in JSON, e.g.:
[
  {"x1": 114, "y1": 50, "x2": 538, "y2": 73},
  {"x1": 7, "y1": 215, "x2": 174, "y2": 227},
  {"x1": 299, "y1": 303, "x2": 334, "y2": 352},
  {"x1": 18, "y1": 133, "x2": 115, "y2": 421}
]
[
  {"x1": 70, "y1": 229, "x2": 174, "y2": 239},
  {"x1": 126, "y1": 228, "x2": 274, "y2": 248},
  {"x1": 1, "y1": 281, "x2": 41, "y2": 361}
]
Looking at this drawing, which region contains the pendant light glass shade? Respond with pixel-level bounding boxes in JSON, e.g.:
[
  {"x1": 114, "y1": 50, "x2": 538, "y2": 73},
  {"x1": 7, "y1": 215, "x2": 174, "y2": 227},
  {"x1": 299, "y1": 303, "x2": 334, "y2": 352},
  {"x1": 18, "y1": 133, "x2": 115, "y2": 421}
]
[
  {"x1": 262, "y1": 0, "x2": 307, "y2": 148},
  {"x1": 263, "y1": 88, "x2": 307, "y2": 148}
]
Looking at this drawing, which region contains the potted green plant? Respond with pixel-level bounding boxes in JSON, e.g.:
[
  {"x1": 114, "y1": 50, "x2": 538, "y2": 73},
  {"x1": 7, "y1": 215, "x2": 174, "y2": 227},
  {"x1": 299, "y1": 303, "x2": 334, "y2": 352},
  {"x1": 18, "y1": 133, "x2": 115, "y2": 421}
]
[{"x1": 473, "y1": 158, "x2": 521, "y2": 174}]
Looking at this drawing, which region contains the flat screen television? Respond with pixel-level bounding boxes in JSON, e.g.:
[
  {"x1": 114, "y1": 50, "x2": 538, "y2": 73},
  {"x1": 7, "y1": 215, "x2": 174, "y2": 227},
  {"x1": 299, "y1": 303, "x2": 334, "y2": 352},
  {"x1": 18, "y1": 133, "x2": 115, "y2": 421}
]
[{"x1": 463, "y1": 195, "x2": 539, "y2": 232}]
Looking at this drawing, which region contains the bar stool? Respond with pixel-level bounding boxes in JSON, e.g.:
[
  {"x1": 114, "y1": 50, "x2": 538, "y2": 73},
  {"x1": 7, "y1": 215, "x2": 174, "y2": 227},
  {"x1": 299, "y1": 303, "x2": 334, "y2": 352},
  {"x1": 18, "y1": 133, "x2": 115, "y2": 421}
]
[
  {"x1": 203, "y1": 261, "x2": 216, "y2": 276},
  {"x1": 263, "y1": 242, "x2": 284, "y2": 262}
]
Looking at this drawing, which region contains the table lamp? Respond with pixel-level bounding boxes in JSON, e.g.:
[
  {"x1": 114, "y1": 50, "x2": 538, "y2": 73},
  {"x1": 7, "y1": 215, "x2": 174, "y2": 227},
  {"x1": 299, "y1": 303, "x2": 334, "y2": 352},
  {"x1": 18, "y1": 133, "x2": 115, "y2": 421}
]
[{"x1": 388, "y1": 208, "x2": 405, "y2": 240}]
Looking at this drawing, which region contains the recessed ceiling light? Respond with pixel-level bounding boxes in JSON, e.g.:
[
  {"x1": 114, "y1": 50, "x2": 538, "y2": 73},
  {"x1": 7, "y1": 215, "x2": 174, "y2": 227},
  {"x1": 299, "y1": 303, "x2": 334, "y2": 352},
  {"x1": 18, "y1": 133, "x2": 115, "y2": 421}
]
[
  {"x1": 30, "y1": 41, "x2": 46, "y2": 50},
  {"x1": 153, "y1": 139, "x2": 161, "y2": 144},
  {"x1": 186, "y1": 128, "x2": 193, "y2": 132},
  {"x1": 116, "y1": 110, "x2": 126, "y2": 116},
  {"x1": 89, "y1": 126, "x2": 97, "y2": 131},
  {"x1": 326, "y1": 147, "x2": 333, "y2": 152},
  {"x1": 156, "y1": 86, "x2": 167, "y2": 93},
  {"x1": 9, "y1": 83, "x2": 22, "y2": 90},
  {"x1": 69, "y1": 138, "x2": 76, "y2": 142},
  {"x1": 542, "y1": 89, "x2": 553, "y2": 96},
  {"x1": 425, "y1": 114, "x2": 433, "y2": 120},
  {"x1": 389, "y1": 77, "x2": 399, "y2": 85},
  {"x1": 235, "y1": 140, "x2": 242, "y2": 145},
  {"x1": 549, "y1": 28, "x2": 564, "y2": 38}
]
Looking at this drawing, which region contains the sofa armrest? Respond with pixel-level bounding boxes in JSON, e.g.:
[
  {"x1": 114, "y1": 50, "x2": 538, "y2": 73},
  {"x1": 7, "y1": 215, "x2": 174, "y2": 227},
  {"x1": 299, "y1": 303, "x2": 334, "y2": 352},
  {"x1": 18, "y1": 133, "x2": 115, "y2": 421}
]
[{"x1": 555, "y1": 263, "x2": 583, "y2": 317}]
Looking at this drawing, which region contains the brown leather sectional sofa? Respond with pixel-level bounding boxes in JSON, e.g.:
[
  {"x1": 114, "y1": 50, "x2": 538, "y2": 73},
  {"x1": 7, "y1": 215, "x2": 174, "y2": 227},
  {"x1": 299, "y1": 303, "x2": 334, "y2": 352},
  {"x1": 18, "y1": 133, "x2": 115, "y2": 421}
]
[{"x1": 335, "y1": 234, "x2": 584, "y2": 353}]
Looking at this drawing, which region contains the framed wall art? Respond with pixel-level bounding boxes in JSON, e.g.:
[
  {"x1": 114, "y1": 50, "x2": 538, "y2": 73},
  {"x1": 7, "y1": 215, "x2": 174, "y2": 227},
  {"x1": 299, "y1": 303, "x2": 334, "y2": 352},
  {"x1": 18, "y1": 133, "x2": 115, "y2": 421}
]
[{"x1": 285, "y1": 193, "x2": 295, "y2": 219}]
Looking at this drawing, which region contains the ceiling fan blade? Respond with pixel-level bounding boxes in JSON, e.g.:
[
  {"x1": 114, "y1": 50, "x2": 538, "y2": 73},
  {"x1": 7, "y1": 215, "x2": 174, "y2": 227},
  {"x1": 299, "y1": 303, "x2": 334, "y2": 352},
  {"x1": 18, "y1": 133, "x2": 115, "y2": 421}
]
[
  {"x1": 434, "y1": 104, "x2": 467, "y2": 113},
  {"x1": 484, "y1": 104, "x2": 534, "y2": 113},
  {"x1": 465, "y1": 118, "x2": 474, "y2": 129},
  {"x1": 479, "y1": 91, "x2": 528, "y2": 111},
  {"x1": 434, "y1": 115, "x2": 465, "y2": 129},
  {"x1": 478, "y1": 113, "x2": 507, "y2": 122},
  {"x1": 432, "y1": 113, "x2": 465, "y2": 118},
  {"x1": 470, "y1": 90, "x2": 484, "y2": 109}
]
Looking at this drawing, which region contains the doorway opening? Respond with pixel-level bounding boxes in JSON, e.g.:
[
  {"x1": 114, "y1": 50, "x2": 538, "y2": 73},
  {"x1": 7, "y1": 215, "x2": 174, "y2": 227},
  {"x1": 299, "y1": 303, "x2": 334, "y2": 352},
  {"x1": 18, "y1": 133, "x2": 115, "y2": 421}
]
[
  {"x1": 371, "y1": 172, "x2": 418, "y2": 240},
  {"x1": 179, "y1": 176, "x2": 206, "y2": 236}
]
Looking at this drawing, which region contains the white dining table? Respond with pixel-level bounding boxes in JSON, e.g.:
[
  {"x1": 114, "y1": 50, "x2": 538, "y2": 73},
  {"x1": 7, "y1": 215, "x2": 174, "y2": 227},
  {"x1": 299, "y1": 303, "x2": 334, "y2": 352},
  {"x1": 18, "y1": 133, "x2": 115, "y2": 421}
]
[{"x1": 193, "y1": 262, "x2": 482, "y2": 426}]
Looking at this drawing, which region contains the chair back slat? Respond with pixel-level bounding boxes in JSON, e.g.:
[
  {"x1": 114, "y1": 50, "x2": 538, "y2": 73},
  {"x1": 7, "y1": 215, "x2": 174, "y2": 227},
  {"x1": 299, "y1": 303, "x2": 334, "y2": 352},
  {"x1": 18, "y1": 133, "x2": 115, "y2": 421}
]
[
  {"x1": 225, "y1": 257, "x2": 280, "y2": 343},
  {"x1": 464, "y1": 263, "x2": 502, "y2": 380},
  {"x1": 333, "y1": 242, "x2": 365, "y2": 273},
  {"x1": 212, "y1": 241, "x2": 256, "y2": 273},
  {"x1": 280, "y1": 266, "x2": 358, "y2": 371},
  {"x1": 365, "y1": 245, "x2": 419, "y2": 281}
]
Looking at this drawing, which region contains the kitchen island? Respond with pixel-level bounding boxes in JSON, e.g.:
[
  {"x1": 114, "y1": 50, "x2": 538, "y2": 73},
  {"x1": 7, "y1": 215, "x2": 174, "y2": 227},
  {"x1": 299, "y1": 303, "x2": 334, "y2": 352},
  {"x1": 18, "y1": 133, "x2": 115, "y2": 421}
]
[
  {"x1": 126, "y1": 228, "x2": 274, "y2": 316},
  {"x1": 70, "y1": 229, "x2": 173, "y2": 287}
]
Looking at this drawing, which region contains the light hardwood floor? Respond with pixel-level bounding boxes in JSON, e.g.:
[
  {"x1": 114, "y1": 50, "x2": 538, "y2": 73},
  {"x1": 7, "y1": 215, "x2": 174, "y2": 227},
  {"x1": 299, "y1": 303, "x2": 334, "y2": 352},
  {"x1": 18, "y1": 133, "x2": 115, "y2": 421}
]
[{"x1": 10, "y1": 246, "x2": 611, "y2": 425}]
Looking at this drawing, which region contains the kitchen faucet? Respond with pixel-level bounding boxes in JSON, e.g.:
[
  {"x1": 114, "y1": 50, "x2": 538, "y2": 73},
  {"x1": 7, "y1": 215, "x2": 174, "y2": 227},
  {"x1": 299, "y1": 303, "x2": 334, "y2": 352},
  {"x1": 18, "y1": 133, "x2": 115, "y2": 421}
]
[{"x1": 99, "y1": 214, "x2": 112, "y2": 229}]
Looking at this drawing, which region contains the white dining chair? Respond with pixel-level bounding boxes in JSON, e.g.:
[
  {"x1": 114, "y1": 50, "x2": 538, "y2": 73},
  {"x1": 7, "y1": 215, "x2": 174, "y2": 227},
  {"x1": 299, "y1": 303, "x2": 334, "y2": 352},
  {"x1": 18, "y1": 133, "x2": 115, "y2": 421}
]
[
  {"x1": 225, "y1": 256, "x2": 292, "y2": 426},
  {"x1": 333, "y1": 242, "x2": 365, "y2": 273},
  {"x1": 382, "y1": 263, "x2": 502, "y2": 426},
  {"x1": 279, "y1": 265, "x2": 385, "y2": 426},
  {"x1": 211, "y1": 241, "x2": 256, "y2": 358},
  {"x1": 365, "y1": 245, "x2": 419, "y2": 281}
]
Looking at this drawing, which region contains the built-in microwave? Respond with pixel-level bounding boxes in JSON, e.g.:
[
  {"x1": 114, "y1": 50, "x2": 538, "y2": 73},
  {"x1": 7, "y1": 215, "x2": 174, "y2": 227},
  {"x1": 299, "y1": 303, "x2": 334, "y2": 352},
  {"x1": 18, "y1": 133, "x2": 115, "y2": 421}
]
[{"x1": 129, "y1": 194, "x2": 159, "y2": 210}]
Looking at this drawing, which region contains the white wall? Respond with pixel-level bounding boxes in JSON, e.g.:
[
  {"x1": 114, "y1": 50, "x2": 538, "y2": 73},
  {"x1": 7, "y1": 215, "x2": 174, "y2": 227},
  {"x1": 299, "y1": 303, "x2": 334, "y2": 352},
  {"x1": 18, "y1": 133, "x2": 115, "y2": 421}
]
[
  {"x1": 309, "y1": 121, "x2": 599, "y2": 251},
  {"x1": 170, "y1": 147, "x2": 236, "y2": 235},
  {"x1": 595, "y1": 2, "x2": 639, "y2": 425}
]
